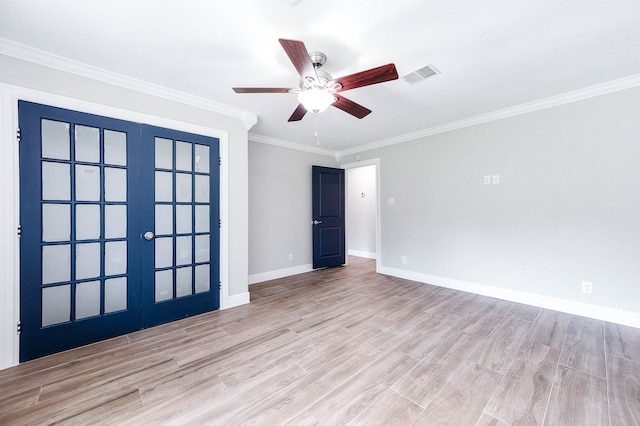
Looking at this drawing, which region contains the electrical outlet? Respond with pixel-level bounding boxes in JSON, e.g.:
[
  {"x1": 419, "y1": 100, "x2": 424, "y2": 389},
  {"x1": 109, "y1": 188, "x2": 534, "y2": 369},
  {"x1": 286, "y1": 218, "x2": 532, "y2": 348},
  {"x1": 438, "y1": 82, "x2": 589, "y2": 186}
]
[
  {"x1": 401, "y1": 256, "x2": 407, "y2": 265},
  {"x1": 288, "y1": 254, "x2": 293, "y2": 261},
  {"x1": 484, "y1": 176, "x2": 491, "y2": 185},
  {"x1": 581, "y1": 281, "x2": 593, "y2": 294}
]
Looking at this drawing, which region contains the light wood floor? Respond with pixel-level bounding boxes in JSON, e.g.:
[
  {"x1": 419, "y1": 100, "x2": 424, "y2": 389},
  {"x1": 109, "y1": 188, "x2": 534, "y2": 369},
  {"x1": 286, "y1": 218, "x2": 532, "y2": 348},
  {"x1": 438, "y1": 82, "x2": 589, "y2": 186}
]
[{"x1": 1, "y1": 257, "x2": 639, "y2": 425}]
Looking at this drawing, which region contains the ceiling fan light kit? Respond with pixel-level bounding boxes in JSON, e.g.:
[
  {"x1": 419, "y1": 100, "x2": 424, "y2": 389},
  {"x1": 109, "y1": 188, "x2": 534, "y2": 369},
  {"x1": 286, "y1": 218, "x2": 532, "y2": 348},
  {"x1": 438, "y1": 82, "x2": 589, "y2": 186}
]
[{"x1": 297, "y1": 87, "x2": 335, "y2": 113}]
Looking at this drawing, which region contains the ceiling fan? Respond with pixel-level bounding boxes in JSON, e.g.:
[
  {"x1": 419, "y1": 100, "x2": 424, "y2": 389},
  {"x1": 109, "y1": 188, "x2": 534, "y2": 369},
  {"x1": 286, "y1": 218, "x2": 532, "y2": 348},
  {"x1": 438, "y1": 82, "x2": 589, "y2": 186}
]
[{"x1": 233, "y1": 38, "x2": 399, "y2": 122}]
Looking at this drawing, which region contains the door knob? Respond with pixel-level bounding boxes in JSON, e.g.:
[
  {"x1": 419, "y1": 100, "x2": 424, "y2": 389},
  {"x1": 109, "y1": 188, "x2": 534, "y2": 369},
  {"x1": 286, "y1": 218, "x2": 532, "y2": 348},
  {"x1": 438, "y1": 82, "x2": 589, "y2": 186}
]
[
  {"x1": 144, "y1": 231, "x2": 155, "y2": 240},
  {"x1": 312, "y1": 220, "x2": 322, "y2": 225}
]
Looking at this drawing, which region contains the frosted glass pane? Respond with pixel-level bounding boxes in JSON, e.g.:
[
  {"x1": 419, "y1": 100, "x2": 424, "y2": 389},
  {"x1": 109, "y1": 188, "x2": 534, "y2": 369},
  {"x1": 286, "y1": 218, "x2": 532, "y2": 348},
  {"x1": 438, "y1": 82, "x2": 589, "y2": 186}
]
[
  {"x1": 155, "y1": 270, "x2": 173, "y2": 302},
  {"x1": 155, "y1": 137, "x2": 173, "y2": 169},
  {"x1": 195, "y1": 205, "x2": 210, "y2": 233},
  {"x1": 176, "y1": 141, "x2": 192, "y2": 171},
  {"x1": 42, "y1": 204, "x2": 70, "y2": 242},
  {"x1": 42, "y1": 162, "x2": 70, "y2": 201},
  {"x1": 176, "y1": 267, "x2": 192, "y2": 298},
  {"x1": 76, "y1": 242, "x2": 101, "y2": 280},
  {"x1": 42, "y1": 285, "x2": 70, "y2": 326},
  {"x1": 76, "y1": 204, "x2": 101, "y2": 240},
  {"x1": 176, "y1": 205, "x2": 192, "y2": 234},
  {"x1": 76, "y1": 165, "x2": 101, "y2": 201},
  {"x1": 76, "y1": 280, "x2": 100, "y2": 320},
  {"x1": 195, "y1": 264, "x2": 210, "y2": 294},
  {"x1": 42, "y1": 244, "x2": 70, "y2": 284},
  {"x1": 176, "y1": 236, "x2": 192, "y2": 266},
  {"x1": 195, "y1": 234, "x2": 210, "y2": 263},
  {"x1": 41, "y1": 119, "x2": 70, "y2": 160},
  {"x1": 155, "y1": 171, "x2": 173, "y2": 202},
  {"x1": 194, "y1": 144, "x2": 209, "y2": 173},
  {"x1": 105, "y1": 205, "x2": 127, "y2": 239},
  {"x1": 176, "y1": 173, "x2": 192, "y2": 202},
  {"x1": 155, "y1": 237, "x2": 173, "y2": 268},
  {"x1": 75, "y1": 125, "x2": 100, "y2": 163},
  {"x1": 155, "y1": 204, "x2": 173, "y2": 235},
  {"x1": 104, "y1": 130, "x2": 127, "y2": 166},
  {"x1": 195, "y1": 175, "x2": 209, "y2": 203},
  {"x1": 105, "y1": 277, "x2": 127, "y2": 313},
  {"x1": 105, "y1": 241, "x2": 127, "y2": 276},
  {"x1": 105, "y1": 168, "x2": 127, "y2": 202}
]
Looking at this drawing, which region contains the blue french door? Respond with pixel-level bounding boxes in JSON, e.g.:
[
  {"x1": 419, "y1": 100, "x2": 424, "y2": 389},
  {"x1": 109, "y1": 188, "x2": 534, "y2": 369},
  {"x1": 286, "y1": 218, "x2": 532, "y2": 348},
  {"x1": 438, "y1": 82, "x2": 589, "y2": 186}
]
[
  {"x1": 18, "y1": 101, "x2": 219, "y2": 362},
  {"x1": 140, "y1": 125, "x2": 219, "y2": 327}
]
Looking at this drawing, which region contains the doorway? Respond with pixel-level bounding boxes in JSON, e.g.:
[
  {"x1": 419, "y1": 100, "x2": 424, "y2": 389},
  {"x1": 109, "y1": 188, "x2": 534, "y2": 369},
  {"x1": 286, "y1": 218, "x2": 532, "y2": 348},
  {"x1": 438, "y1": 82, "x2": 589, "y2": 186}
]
[
  {"x1": 343, "y1": 159, "x2": 380, "y2": 270},
  {"x1": 18, "y1": 101, "x2": 220, "y2": 361}
]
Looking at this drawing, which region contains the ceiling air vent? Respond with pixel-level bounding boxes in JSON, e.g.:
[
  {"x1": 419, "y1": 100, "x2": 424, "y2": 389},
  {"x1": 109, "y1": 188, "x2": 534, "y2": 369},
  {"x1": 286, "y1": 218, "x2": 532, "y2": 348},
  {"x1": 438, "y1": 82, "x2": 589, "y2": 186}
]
[{"x1": 402, "y1": 64, "x2": 440, "y2": 83}]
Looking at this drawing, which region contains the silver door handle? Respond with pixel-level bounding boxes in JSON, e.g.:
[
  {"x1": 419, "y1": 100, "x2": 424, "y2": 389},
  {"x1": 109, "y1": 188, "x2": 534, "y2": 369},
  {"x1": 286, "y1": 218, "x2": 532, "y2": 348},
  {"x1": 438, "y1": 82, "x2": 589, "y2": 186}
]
[
  {"x1": 312, "y1": 220, "x2": 322, "y2": 225},
  {"x1": 144, "y1": 231, "x2": 155, "y2": 240}
]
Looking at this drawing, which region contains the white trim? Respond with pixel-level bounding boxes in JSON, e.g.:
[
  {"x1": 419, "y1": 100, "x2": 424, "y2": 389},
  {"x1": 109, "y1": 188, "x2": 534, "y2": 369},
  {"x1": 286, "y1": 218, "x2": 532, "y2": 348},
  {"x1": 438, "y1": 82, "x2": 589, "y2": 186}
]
[
  {"x1": 0, "y1": 84, "x2": 20, "y2": 370},
  {"x1": 248, "y1": 264, "x2": 314, "y2": 285},
  {"x1": 341, "y1": 159, "x2": 382, "y2": 274},
  {"x1": 0, "y1": 83, "x2": 233, "y2": 369},
  {"x1": 348, "y1": 250, "x2": 377, "y2": 259},
  {"x1": 249, "y1": 133, "x2": 336, "y2": 157},
  {"x1": 378, "y1": 266, "x2": 640, "y2": 329},
  {"x1": 227, "y1": 292, "x2": 251, "y2": 308},
  {"x1": 339, "y1": 73, "x2": 640, "y2": 157},
  {"x1": 0, "y1": 38, "x2": 258, "y2": 130}
]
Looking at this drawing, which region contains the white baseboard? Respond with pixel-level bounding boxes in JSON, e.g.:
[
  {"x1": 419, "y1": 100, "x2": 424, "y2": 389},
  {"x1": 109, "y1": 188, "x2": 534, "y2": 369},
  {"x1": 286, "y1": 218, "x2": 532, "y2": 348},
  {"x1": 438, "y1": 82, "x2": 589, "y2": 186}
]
[
  {"x1": 378, "y1": 266, "x2": 640, "y2": 328},
  {"x1": 249, "y1": 264, "x2": 314, "y2": 285},
  {"x1": 226, "y1": 292, "x2": 250, "y2": 309},
  {"x1": 348, "y1": 250, "x2": 377, "y2": 259}
]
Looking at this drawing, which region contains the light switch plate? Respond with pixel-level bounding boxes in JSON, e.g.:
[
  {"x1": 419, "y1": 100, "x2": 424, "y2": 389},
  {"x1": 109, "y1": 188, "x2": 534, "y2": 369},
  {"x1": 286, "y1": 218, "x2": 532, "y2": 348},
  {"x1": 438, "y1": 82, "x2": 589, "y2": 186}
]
[{"x1": 492, "y1": 175, "x2": 500, "y2": 184}]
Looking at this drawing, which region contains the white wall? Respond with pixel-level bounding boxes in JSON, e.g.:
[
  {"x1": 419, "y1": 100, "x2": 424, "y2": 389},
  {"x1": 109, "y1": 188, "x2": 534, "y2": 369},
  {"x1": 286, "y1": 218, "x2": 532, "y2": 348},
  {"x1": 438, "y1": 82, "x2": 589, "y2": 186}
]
[
  {"x1": 347, "y1": 165, "x2": 377, "y2": 258},
  {"x1": 340, "y1": 86, "x2": 640, "y2": 327},
  {"x1": 248, "y1": 141, "x2": 336, "y2": 283},
  {"x1": 0, "y1": 53, "x2": 254, "y2": 369}
]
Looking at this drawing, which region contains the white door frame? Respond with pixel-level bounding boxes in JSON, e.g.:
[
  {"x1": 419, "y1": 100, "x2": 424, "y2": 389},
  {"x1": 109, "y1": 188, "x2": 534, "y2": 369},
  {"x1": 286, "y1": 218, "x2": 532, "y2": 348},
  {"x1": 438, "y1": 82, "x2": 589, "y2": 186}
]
[
  {"x1": 341, "y1": 158, "x2": 381, "y2": 273},
  {"x1": 0, "y1": 83, "x2": 230, "y2": 369}
]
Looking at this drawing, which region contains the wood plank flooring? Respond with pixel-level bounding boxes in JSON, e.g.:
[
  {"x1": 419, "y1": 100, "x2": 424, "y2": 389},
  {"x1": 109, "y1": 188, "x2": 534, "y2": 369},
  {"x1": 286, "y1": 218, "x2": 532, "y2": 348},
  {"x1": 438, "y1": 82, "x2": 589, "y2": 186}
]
[{"x1": 1, "y1": 256, "x2": 639, "y2": 425}]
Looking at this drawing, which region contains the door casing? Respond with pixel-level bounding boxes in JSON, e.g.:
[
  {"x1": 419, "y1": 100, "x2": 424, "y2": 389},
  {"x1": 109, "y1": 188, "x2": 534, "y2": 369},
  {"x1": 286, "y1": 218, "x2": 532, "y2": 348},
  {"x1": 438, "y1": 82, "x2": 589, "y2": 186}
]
[{"x1": 0, "y1": 84, "x2": 233, "y2": 369}]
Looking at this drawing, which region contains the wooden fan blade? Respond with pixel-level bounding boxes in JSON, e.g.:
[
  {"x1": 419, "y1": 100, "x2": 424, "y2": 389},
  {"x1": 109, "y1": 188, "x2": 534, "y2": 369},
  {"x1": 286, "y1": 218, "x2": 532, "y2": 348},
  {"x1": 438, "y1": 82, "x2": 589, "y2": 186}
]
[
  {"x1": 279, "y1": 38, "x2": 318, "y2": 82},
  {"x1": 233, "y1": 87, "x2": 292, "y2": 93},
  {"x1": 335, "y1": 63, "x2": 398, "y2": 92},
  {"x1": 288, "y1": 103, "x2": 307, "y2": 122},
  {"x1": 332, "y1": 94, "x2": 371, "y2": 119}
]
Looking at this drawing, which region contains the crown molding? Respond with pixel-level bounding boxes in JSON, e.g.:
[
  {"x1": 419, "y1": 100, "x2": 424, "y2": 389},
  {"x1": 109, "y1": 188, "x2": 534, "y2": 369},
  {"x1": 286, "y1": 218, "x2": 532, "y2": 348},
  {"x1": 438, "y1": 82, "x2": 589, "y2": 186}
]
[
  {"x1": 249, "y1": 133, "x2": 337, "y2": 157},
  {"x1": 0, "y1": 37, "x2": 257, "y2": 129},
  {"x1": 338, "y1": 73, "x2": 640, "y2": 157}
]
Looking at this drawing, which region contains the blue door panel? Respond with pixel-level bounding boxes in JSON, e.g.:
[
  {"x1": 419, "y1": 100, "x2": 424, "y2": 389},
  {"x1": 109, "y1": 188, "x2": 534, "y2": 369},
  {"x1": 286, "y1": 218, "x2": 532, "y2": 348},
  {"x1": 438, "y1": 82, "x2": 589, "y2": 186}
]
[
  {"x1": 19, "y1": 101, "x2": 142, "y2": 361},
  {"x1": 140, "y1": 125, "x2": 220, "y2": 328},
  {"x1": 312, "y1": 166, "x2": 345, "y2": 268}
]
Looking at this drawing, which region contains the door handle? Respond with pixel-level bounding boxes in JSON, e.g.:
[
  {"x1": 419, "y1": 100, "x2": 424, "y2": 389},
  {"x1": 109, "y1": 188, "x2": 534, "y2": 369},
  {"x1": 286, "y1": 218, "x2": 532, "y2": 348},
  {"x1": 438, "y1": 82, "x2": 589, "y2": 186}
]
[
  {"x1": 143, "y1": 231, "x2": 155, "y2": 240},
  {"x1": 312, "y1": 220, "x2": 322, "y2": 225}
]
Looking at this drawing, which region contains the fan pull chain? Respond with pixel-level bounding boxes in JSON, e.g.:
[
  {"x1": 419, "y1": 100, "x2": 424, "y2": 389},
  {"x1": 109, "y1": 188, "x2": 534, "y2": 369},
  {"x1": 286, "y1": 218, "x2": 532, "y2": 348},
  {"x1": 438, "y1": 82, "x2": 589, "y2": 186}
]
[{"x1": 314, "y1": 110, "x2": 320, "y2": 146}]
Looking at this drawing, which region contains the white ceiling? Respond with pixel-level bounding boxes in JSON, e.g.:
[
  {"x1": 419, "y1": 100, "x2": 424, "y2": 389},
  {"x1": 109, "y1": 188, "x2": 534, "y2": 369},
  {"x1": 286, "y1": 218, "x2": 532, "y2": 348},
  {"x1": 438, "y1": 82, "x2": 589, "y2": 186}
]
[{"x1": 1, "y1": 0, "x2": 640, "y2": 152}]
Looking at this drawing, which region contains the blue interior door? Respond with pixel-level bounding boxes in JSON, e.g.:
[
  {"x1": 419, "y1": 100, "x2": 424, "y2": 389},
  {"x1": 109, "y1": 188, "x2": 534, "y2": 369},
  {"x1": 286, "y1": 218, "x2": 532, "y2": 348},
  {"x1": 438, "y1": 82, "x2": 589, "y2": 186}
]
[
  {"x1": 312, "y1": 166, "x2": 346, "y2": 268},
  {"x1": 140, "y1": 125, "x2": 220, "y2": 327},
  {"x1": 18, "y1": 101, "x2": 219, "y2": 362}
]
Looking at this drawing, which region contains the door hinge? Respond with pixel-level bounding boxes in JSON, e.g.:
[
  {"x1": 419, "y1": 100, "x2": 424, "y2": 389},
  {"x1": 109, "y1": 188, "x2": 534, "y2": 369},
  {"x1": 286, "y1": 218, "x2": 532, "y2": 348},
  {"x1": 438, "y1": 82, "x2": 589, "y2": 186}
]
[
  {"x1": 219, "y1": 157, "x2": 222, "y2": 166},
  {"x1": 17, "y1": 224, "x2": 22, "y2": 237},
  {"x1": 17, "y1": 128, "x2": 21, "y2": 143},
  {"x1": 17, "y1": 321, "x2": 21, "y2": 335},
  {"x1": 219, "y1": 282, "x2": 222, "y2": 290},
  {"x1": 219, "y1": 219, "x2": 222, "y2": 228}
]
